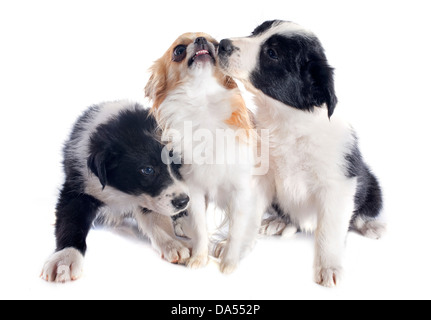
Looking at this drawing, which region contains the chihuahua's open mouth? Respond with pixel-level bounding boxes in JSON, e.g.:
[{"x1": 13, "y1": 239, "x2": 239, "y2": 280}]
[{"x1": 189, "y1": 47, "x2": 215, "y2": 66}]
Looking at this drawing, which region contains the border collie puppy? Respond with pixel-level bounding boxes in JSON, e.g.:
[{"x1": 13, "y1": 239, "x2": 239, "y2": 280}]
[
  {"x1": 41, "y1": 101, "x2": 190, "y2": 282},
  {"x1": 218, "y1": 20, "x2": 385, "y2": 287},
  {"x1": 146, "y1": 33, "x2": 261, "y2": 273}
]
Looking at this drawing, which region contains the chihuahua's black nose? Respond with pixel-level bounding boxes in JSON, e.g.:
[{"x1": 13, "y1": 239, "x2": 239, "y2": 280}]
[
  {"x1": 195, "y1": 37, "x2": 208, "y2": 46},
  {"x1": 219, "y1": 39, "x2": 234, "y2": 56},
  {"x1": 172, "y1": 194, "x2": 190, "y2": 210}
]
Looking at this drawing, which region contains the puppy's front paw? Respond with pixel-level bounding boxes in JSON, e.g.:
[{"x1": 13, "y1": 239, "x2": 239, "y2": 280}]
[
  {"x1": 159, "y1": 240, "x2": 191, "y2": 265},
  {"x1": 185, "y1": 252, "x2": 209, "y2": 269},
  {"x1": 219, "y1": 259, "x2": 238, "y2": 275},
  {"x1": 214, "y1": 241, "x2": 239, "y2": 274},
  {"x1": 314, "y1": 266, "x2": 343, "y2": 288},
  {"x1": 41, "y1": 248, "x2": 84, "y2": 283}
]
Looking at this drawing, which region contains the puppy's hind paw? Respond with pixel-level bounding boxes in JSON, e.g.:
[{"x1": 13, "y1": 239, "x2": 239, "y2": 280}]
[
  {"x1": 352, "y1": 217, "x2": 387, "y2": 240},
  {"x1": 260, "y1": 216, "x2": 298, "y2": 238},
  {"x1": 360, "y1": 220, "x2": 387, "y2": 240}
]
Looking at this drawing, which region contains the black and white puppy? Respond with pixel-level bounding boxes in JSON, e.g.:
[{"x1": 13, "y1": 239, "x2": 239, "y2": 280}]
[
  {"x1": 218, "y1": 20, "x2": 385, "y2": 287},
  {"x1": 41, "y1": 101, "x2": 190, "y2": 282}
]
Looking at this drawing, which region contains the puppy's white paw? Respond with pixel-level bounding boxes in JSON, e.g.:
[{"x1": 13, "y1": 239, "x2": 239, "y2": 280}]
[
  {"x1": 359, "y1": 220, "x2": 387, "y2": 240},
  {"x1": 185, "y1": 252, "x2": 209, "y2": 269},
  {"x1": 214, "y1": 241, "x2": 239, "y2": 274},
  {"x1": 260, "y1": 217, "x2": 298, "y2": 237},
  {"x1": 260, "y1": 217, "x2": 287, "y2": 236},
  {"x1": 41, "y1": 248, "x2": 84, "y2": 283},
  {"x1": 314, "y1": 266, "x2": 343, "y2": 288},
  {"x1": 159, "y1": 240, "x2": 191, "y2": 265},
  {"x1": 219, "y1": 259, "x2": 238, "y2": 275},
  {"x1": 352, "y1": 217, "x2": 387, "y2": 240}
]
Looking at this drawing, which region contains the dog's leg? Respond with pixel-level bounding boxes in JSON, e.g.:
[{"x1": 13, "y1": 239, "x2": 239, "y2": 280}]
[
  {"x1": 41, "y1": 184, "x2": 102, "y2": 282},
  {"x1": 134, "y1": 211, "x2": 191, "y2": 264},
  {"x1": 313, "y1": 179, "x2": 357, "y2": 288},
  {"x1": 219, "y1": 176, "x2": 271, "y2": 274},
  {"x1": 184, "y1": 188, "x2": 209, "y2": 269},
  {"x1": 219, "y1": 193, "x2": 263, "y2": 274}
]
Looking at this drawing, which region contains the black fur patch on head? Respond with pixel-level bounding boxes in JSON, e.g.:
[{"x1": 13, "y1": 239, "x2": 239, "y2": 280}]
[
  {"x1": 251, "y1": 20, "x2": 283, "y2": 37},
  {"x1": 251, "y1": 29, "x2": 338, "y2": 118},
  {"x1": 87, "y1": 106, "x2": 177, "y2": 197}
]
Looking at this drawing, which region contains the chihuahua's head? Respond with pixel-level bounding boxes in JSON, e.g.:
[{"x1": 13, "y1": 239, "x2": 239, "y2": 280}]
[{"x1": 145, "y1": 33, "x2": 239, "y2": 110}]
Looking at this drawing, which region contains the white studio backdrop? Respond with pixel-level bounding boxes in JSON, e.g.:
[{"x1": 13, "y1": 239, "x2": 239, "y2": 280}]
[{"x1": 0, "y1": 0, "x2": 430, "y2": 300}]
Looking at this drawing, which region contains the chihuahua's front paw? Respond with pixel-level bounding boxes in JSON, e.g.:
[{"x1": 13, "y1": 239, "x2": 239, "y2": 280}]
[
  {"x1": 186, "y1": 252, "x2": 209, "y2": 269},
  {"x1": 314, "y1": 265, "x2": 343, "y2": 288},
  {"x1": 219, "y1": 259, "x2": 238, "y2": 275}
]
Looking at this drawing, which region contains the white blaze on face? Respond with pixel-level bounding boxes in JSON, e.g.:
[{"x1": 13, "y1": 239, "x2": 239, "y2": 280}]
[{"x1": 220, "y1": 21, "x2": 314, "y2": 83}]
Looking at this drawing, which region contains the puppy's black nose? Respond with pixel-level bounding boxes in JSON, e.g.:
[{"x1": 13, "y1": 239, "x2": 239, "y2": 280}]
[
  {"x1": 219, "y1": 39, "x2": 234, "y2": 55},
  {"x1": 171, "y1": 194, "x2": 190, "y2": 210},
  {"x1": 195, "y1": 37, "x2": 208, "y2": 46}
]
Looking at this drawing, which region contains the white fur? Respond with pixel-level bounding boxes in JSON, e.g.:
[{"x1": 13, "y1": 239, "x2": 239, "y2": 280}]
[
  {"x1": 41, "y1": 248, "x2": 84, "y2": 283},
  {"x1": 158, "y1": 61, "x2": 260, "y2": 273},
  {"x1": 256, "y1": 96, "x2": 357, "y2": 287},
  {"x1": 220, "y1": 21, "x2": 373, "y2": 287},
  {"x1": 42, "y1": 101, "x2": 191, "y2": 282}
]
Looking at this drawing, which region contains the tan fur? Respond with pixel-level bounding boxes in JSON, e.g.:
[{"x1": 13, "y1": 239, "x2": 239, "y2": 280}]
[{"x1": 145, "y1": 32, "x2": 254, "y2": 133}]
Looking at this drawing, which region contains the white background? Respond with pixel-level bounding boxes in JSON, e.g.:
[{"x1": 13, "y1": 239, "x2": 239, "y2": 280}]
[{"x1": 1, "y1": 0, "x2": 430, "y2": 300}]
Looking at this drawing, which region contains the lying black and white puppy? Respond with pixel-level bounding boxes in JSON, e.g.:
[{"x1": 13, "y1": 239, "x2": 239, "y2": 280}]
[
  {"x1": 218, "y1": 20, "x2": 385, "y2": 287},
  {"x1": 41, "y1": 101, "x2": 190, "y2": 282}
]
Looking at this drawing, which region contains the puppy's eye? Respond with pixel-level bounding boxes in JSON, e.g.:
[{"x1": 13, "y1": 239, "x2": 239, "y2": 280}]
[
  {"x1": 173, "y1": 45, "x2": 187, "y2": 62},
  {"x1": 140, "y1": 166, "x2": 155, "y2": 176},
  {"x1": 267, "y1": 48, "x2": 278, "y2": 60},
  {"x1": 174, "y1": 45, "x2": 186, "y2": 56}
]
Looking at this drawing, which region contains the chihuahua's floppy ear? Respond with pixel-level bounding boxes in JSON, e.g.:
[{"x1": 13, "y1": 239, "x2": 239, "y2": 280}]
[{"x1": 145, "y1": 59, "x2": 168, "y2": 110}]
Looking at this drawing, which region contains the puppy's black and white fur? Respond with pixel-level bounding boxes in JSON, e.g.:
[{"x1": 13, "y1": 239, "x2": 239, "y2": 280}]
[
  {"x1": 219, "y1": 20, "x2": 385, "y2": 287},
  {"x1": 42, "y1": 101, "x2": 190, "y2": 282}
]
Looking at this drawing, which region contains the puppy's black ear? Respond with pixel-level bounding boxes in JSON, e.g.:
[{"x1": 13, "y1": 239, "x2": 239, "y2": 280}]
[
  {"x1": 304, "y1": 59, "x2": 338, "y2": 118},
  {"x1": 87, "y1": 151, "x2": 108, "y2": 190}
]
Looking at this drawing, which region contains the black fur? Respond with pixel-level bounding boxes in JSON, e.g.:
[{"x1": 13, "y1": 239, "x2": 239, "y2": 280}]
[
  {"x1": 247, "y1": 21, "x2": 382, "y2": 230},
  {"x1": 345, "y1": 135, "x2": 383, "y2": 222},
  {"x1": 54, "y1": 103, "x2": 187, "y2": 256},
  {"x1": 87, "y1": 107, "x2": 173, "y2": 197},
  {"x1": 251, "y1": 20, "x2": 283, "y2": 37},
  {"x1": 250, "y1": 33, "x2": 337, "y2": 118},
  {"x1": 55, "y1": 182, "x2": 102, "y2": 254}
]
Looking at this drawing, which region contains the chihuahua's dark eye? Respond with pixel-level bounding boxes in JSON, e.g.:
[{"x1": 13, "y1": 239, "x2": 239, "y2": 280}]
[
  {"x1": 173, "y1": 45, "x2": 187, "y2": 62},
  {"x1": 267, "y1": 48, "x2": 278, "y2": 60},
  {"x1": 174, "y1": 45, "x2": 186, "y2": 56},
  {"x1": 140, "y1": 166, "x2": 155, "y2": 176}
]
